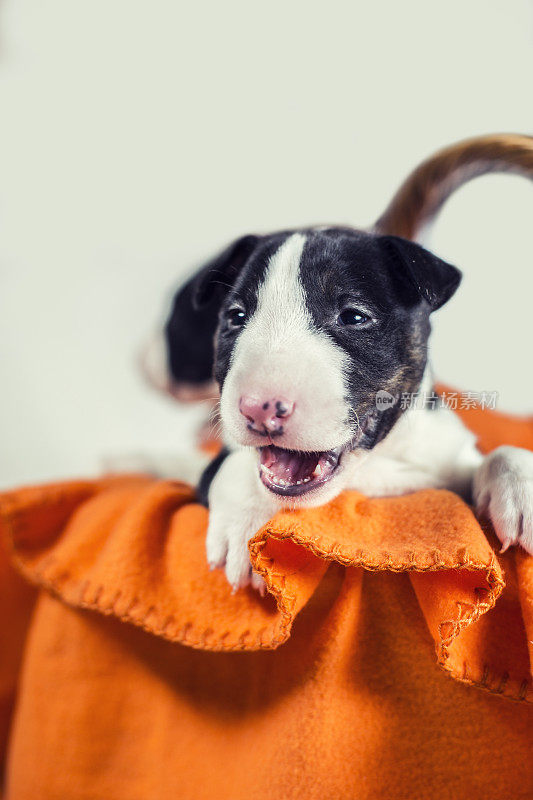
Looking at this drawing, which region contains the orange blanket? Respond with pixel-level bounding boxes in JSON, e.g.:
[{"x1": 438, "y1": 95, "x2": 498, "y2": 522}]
[{"x1": 1, "y1": 403, "x2": 532, "y2": 799}]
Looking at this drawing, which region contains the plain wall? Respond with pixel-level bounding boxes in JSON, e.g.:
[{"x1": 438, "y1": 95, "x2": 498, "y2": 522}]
[{"x1": 1, "y1": 0, "x2": 533, "y2": 487}]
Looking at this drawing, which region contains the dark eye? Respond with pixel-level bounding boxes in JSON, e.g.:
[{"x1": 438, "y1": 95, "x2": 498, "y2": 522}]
[
  {"x1": 227, "y1": 307, "x2": 247, "y2": 327},
  {"x1": 337, "y1": 308, "x2": 371, "y2": 326}
]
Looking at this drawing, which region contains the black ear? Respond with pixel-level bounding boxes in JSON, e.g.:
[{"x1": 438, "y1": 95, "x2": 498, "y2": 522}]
[
  {"x1": 378, "y1": 235, "x2": 462, "y2": 311},
  {"x1": 193, "y1": 234, "x2": 260, "y2": 309},
  {"x1": 164, "y1": 274, "x2": 220, "y2": 386}
]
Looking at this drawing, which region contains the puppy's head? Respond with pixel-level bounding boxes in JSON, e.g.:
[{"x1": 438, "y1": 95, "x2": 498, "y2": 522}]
[{"x1": 195, "y1": 227, "x2": 461, "y2": 504}]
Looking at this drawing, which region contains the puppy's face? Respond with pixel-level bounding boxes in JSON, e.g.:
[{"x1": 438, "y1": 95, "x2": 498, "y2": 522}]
[{"x1": 197, "y1": 227, "x2": 460, "y2": 505}]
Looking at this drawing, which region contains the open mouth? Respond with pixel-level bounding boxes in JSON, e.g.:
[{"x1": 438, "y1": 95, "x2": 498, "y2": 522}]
[{"x1": 259, "y1": 445, "x2": 343, "y2": 496}]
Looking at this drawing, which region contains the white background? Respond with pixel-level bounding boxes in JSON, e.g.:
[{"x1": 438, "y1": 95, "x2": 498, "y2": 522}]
[{"x1": 1, "y1": 0, "x2": 533, "y2": 487}]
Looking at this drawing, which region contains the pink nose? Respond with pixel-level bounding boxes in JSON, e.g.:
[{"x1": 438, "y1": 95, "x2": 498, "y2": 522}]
[{"x1": 239, "y1": 395, "x2": 295, "y2": 436}]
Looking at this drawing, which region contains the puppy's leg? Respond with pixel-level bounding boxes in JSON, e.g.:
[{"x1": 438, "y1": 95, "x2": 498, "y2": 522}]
[
  {"x1": 205, "y1": 449, "x2": 280, "y2": 592},
  {"x1": 347, "y1": 407, "x2": 533, "y2": 555},
  {"x1": 473, "y1": 446, "x2": 533, "y2": 554}
]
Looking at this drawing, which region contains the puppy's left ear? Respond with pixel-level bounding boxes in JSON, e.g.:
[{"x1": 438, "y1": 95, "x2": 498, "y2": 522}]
[{"x1": 379, "y1": 235, "x2": 462, "y2": 311}]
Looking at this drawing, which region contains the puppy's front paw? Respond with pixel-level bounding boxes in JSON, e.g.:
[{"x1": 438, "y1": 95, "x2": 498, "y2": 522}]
[
  {"x1": 204, "y1": 448, "x2": 279, "y2": 592},
  {"x1": 474, "y1": 446, "x2": 533, "y2": 554},
  {"x1": 206, "y1": 511, "x2": 267, "y2": 592}
]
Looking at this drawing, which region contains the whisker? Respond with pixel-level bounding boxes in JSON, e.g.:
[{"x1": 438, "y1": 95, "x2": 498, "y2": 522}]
[{"x1": 347, "y1": 407, "x2": 361, "y2": 433}]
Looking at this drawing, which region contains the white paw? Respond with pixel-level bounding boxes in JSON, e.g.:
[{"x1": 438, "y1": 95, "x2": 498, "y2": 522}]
[
  {"x1": 474, "y1": 446, "x2": 533, "y2": 554},
  {"x1": 205, "y1": 448, "x2": 280, "y2": 592},
  {"x1": 206, "y1": 511, "x2": 267, "y2": 592}
]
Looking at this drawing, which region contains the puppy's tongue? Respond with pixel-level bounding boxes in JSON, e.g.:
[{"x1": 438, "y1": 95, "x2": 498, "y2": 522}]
[{"x1": 259, "y1": 445, "x2": 340, "y2": 495}]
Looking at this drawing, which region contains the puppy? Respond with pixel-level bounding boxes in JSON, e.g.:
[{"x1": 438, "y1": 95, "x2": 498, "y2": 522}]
[{"x1": 153, "y1": 134, "x2": 533, "y2": 591}]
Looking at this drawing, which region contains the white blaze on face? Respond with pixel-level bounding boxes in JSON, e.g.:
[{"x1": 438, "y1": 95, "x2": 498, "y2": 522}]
[{"x1": 220, "y1": 233, "x2": 351, "y2": 451}]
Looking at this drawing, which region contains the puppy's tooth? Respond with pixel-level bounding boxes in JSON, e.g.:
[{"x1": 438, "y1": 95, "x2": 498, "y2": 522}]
[{"x1": 313, "y1": 464, "x2": 323, "y2": 477}]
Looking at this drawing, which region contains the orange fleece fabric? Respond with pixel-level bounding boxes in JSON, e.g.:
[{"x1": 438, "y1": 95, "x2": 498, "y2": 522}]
[{"x1": 1, "y1": 406, "x2": 532, "y2": 799}]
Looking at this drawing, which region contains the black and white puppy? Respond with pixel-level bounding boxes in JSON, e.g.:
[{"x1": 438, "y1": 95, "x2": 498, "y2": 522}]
[
  {"x1": 141, "y1": 136, "x2": 533, "y2": 592},
  {"x1": 185, "y1": 227, "x2": 533, "y2": 591}
]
